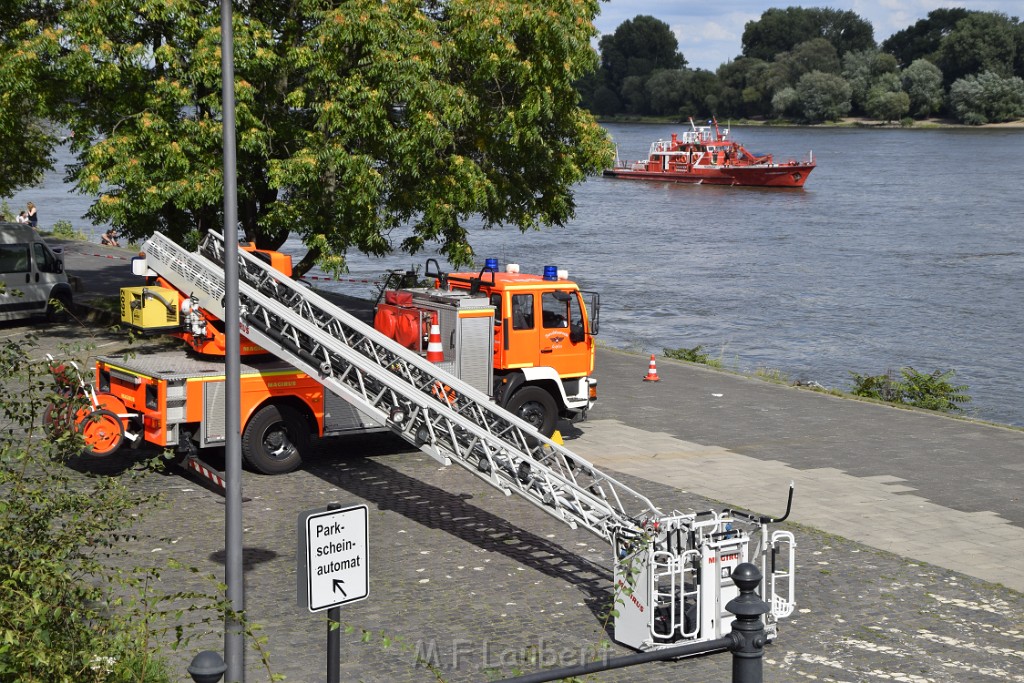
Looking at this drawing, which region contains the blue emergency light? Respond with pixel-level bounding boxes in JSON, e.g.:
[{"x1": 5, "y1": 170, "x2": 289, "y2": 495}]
[
  {"x1": 543, "y1": 265, "x2": 558, "y2": 281},
  {"x1": 484, "y1": 258, "x2": 499, "y2": 272}
]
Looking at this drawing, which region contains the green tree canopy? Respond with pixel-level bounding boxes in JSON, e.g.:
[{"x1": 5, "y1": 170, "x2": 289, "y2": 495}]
[
  {"x1": 774, "y1": 37, "x2": 842, "y2": 84},
  {"x1": 644, "y1": 69, "x2": 688, "y2": 116},
  {"x1": 842, "y1": 49, "x2": 899, "y2": 114},
  {"x1": 0, "y1": 10, "x2": 57, "y2": 197},
  {"x1": 26, "y1": 0, "x2": 612, "y2": 274},
  {"x1": 864, "y1": 73, "x2": 910, "y2": 122},
  {"x1": 881, "y1": 8, "x2": 973, "y2": 69},
  {"x1": 949, "y1": 71, "x2": 1024, "y2": 124},
  {"x1": 936, "y1": 12, "x2": 1020, "y2": 85},
  {"x1": 715, "y1": 57, "x2": 771, "y2": 118},
  {"x1": 795, "y1": 70, "x2": 852, "y2": 122},
  {"x1": 597, "y1": 14, "x2": 685, "y2": 96},
  {"x1": 901, "y1": 59, "x2": 945, "y2": 118},
  {"x1": 742, "y1": 7, "x2": 874, "y2": 62}
]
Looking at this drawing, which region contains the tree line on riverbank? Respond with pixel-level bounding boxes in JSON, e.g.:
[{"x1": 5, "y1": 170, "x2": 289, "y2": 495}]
[{"x1": 578, "y1": 7, "x2": 1024, "y2": 125}]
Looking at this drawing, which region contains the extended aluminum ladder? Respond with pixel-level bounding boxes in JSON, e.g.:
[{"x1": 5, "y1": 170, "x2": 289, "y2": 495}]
[{"x1": 140, "y1": 231, "x2": 796, "y2": 650}]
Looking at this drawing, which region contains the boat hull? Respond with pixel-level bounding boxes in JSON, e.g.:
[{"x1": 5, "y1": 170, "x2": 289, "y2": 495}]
[{"x1": 602, "y1": 163, "x2": 815, "y2": 188}]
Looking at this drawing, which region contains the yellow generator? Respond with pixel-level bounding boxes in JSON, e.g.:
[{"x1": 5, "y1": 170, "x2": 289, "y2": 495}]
[{"x1": 120, "y1": 286, "x2": 180, "y2": 331}]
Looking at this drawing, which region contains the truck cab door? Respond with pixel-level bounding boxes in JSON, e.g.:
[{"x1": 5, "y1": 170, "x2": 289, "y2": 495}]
[
  {"x1": 540, "y1": 290, "x2": 592, "y2": 377},
  {"x1": 499, "y1": 292, "x2": 538, "y2": 370}
]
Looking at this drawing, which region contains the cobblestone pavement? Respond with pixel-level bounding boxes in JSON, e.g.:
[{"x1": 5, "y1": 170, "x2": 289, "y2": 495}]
[
  {"x1": 82, "y1": 430, "x2": 1022, "y2": 683},
  {"x1": 10, "y1": 247, "x2": 1024, "y2": 682}
]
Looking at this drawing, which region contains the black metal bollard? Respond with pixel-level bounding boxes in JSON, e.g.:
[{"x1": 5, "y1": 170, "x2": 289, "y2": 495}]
[
  {"x1": 725, "y1": 562, "x2": 770, "y2": 683},
  {"x1": 187, "y1": 650, "x2": 227, "y2": 683}
]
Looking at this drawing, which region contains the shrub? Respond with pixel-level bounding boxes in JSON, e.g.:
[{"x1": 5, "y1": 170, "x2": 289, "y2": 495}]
[
  {"x1": 949, "y1": 71, "x2": 1024, "y2": 124},
  {"x1": 663, "y1": 345, "x2": 722, "y2": 368},
  {"x1": 0, "y1": 337, "x2": 230, "y2": 682},
  {"x1": 51, "y1": 220, "x2": 88, "y2": 240},
  {"x1": 849, "y1": 367, "x2": 970, "y2": 413}
]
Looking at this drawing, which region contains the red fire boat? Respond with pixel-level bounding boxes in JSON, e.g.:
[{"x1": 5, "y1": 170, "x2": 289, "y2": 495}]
[{"x1": 603, "y1": 119, "x2": 816, "y2": 188}]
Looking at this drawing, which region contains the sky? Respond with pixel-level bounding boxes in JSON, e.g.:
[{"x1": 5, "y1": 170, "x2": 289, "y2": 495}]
[{"x1": 593, "y1": 1, "x2": 1023, "y2": 71}]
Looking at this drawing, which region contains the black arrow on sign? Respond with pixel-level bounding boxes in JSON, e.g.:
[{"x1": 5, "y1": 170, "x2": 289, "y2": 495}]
[{"x1": 332, "y1": 578, "x2": 347, "y2": 597}]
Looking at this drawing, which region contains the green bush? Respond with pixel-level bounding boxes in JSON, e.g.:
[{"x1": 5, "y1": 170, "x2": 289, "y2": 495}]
[
  {"x1": 849, "y1": 367, "x2": 971, "y2": 413},
  {"x1": 51, "y1": 220, "x2": 88, "y2": 240},
  {"x1": 0, "y1": 336, "x2": 229, "y2": 682},
  {"x1": 663, "y1": 345, "x2": 722, "y2": 368}
]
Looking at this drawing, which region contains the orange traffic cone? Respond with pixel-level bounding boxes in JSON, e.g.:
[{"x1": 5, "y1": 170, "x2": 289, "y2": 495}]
[
  {"x1": 643, "y1": 354, "x2": 660, "y2": 382},
  {"x1": 426, "y1": 322, "x2": 444, "y2": 362}
]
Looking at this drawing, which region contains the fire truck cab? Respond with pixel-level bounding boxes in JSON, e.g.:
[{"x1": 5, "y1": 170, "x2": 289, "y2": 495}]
[{"x1": 374, "y1": 258, "x2": 600, "y2": 437}]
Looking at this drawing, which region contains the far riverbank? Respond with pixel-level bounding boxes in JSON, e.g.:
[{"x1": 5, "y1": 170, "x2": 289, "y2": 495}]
[{"x1": 597, "y1": 114, "x2": 1024, "y2": 129}]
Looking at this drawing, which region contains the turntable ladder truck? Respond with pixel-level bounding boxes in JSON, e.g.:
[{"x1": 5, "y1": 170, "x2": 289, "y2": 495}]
[{"x1": 82, "y1": 231, "x2": 797, "y2": 651}]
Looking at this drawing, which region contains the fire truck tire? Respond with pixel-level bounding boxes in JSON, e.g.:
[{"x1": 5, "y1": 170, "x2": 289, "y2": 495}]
[
  {"x1": 43, "y1": 401, "x2": 72, "y2": 437},
  {"x1": 79, "y1": 409, "x2": 125, "y2": 457},
  {"x1": 241, "y1": 404, "x2": 308, "y2": 475},
  {"x1": 506, "y1": 386, "x2": 557, "y2": 438}
]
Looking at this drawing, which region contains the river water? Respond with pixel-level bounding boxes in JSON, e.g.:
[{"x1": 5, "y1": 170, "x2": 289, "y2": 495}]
[{"x1": 12, "y1": 124, "x2": 1024, "y2": 427}]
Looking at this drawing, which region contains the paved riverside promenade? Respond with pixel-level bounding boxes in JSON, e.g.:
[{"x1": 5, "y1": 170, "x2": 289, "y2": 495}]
[{"x1": 15, "y1": 240, "x2": 1023, "y2": 682}]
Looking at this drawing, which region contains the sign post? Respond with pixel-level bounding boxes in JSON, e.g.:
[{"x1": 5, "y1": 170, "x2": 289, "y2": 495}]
[{"x1": 298, "y1": 503, "x2": 369, "y2": 683}]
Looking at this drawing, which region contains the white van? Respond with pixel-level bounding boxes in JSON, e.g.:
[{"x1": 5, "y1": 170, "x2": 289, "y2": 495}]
[{"x1": 0, "y1": 223, "x2": 74, "y2": 322}]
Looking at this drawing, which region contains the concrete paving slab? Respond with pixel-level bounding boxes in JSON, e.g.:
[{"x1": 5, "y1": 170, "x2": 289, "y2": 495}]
[{"x1": 569, "y1": 418, "x2": 1024, "y2": 593}]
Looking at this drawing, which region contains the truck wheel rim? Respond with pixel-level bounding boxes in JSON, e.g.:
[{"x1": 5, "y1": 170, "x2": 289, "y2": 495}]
[
  {"x1": 81, "y1": 410, "x2": 124, "y2": 456},
  {"x1": 517, "y1": 401, "x2": 545, "y2": 429}
]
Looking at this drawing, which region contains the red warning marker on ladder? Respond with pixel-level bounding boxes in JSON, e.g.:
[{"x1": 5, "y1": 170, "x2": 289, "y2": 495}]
[
  {"x1": 426, "y1": 322, "x2": 444, "y2": 363},
  {"x1": 643, "y1": 354, "x2": 660, "y2": 382}
]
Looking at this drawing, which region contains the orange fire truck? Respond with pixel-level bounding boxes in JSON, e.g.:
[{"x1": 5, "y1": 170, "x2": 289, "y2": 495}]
[
  {"x1": 50, "y1": 231, "x2": 797, "y2": 654},
  {"x1": 375, "y1": 258, "x2": 599, "y2": 437},
  {"x1": 59, "y1": 239, "x2": 599, "y2": 477}
]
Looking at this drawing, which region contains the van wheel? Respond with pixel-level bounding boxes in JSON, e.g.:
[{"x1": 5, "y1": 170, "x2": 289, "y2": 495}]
[
  {"x1": 506, "y1": 386, "x2": 557, "y2": 438},
  {"x1": 241, "y1": 404, "x2": 308, "y2": 474},
  {"x1": 46, "y1": 292, "x2": 73, "y2": 323}
]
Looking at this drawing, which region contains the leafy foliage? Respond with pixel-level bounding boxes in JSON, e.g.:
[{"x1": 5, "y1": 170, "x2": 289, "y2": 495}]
[
  {"x1": 949, "y1": 71, "x2": 1024, "y2": 124},
  {"x1": 901, "y1": 59, "x2": 945, "y2": 118},
  {"x1": 865, "y1": 73, "x2": 910, "y2": 122},
  {"x1": 849, "y1": 367, "x2": 971, "y2": 413},
  {"x1": 0, "y1": 14, "x2": 57, "y2": 198},
  {"x1": 595, "y1": 15, "x2": 685, "y2": 99},
  {"x1": 26, "y1": 0, "x2": 612, "y2": 275},
  {"x1": 795, "y1": 71, "x2": 852, "y2": 122},
  {"x1": 585, "y1": 8, "x2": 1022, "y2": 123},
  {"x1": 50, "y1": 219, "x2": 87, "y2": 240},
  {"x1": 936, "y1": 12, "x2": 1020, "y2": 85},
  {"x1": 0, "y1": 337, "x2": 237, "y2": 682},
  {"x1": 741, "y1": 7, "x2": 875, "y2": 62},
  {"x1": 663, "y1": 345, "x2": 721, "y2": 368},
  {"x1": 881, "y1": 9, "x2": 973, "y2": 69}
]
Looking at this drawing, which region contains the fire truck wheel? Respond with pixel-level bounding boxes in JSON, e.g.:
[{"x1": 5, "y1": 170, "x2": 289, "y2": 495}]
[
  {"x1": 241, "y1": 404, "x2": 309, "y2": 474},
  {"x1": 79, "y1": 409, "x2": 125, "y2": 457},
  {"x1": 506, "y1": 386, "x2": 557, "y2": 438},
  {"x1": 43, "y1": 401, "x2": 73, "y2": 437}
]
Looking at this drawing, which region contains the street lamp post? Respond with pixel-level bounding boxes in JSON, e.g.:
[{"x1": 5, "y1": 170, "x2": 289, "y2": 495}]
[{"x1": 219, "y1": 0, "x2": 245, "y2": 679}]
